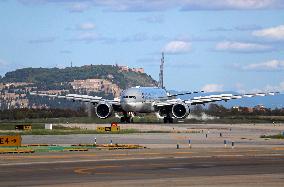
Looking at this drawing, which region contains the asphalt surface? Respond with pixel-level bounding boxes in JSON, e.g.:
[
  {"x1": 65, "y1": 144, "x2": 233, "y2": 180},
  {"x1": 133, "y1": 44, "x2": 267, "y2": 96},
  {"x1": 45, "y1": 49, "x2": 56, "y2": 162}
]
[
  {"x1": 1, "y1": 123, "x2": 284, "y2": 186},
  {"x1": 0, "y1": 148, "x2": 284, "y2": 187}
]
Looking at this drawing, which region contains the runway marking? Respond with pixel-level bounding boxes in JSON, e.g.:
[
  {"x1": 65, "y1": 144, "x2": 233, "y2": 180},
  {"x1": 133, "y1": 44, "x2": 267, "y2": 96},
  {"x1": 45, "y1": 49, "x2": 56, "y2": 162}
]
[
  {"x1": 74, "y1": 168, "x2": 92, "y2": 175},
  {"x1": 210, "y1": 150, "x2": 232, "y2": 153},
  {"x1": 74, "y1": 165, "x2": 121, "y2": 175},
  {"x1": 245, "y1": 150, "x2": 260, "y2": 152},
  {"x1": 168, "y1": 167, "x2": 184, "y2": 170},
  {"x1": 258, "y1": 154, "x2": 283, "y2": 156},
  {"x1": 173, "y1": 156, "x2": 190, "y2": 159},
  {"x1": 210, "y1": 150, "x2": 259, "y2": 153},
  {"x1": 94, "y1": 172, "x2": 112, "y2": 175},
  {"x1": 111, "y1": 154, "x2": 128, "y2": 156},
  {"x1": 190, "y1": 156, "x2": 212, "y2": 158},
  {"x1": 95, "y1": 165, "x2": 121, "y2": 169},
  {"x1": 0, "y1": 157, "x2": 21, "y2": 160},
  {"x1": 148, "y1": 163, "x2": 168, "y2": 167},
  {"x1": 174, "y1": 152, "x2": 192, "y2": 154},
  {"x1": 215, "y1": 154, "x2": 244, "y2": 157},
  {"x1": 0, "y1": 148, "x2": 276, "y2": 161},
  {"x1": 1, "y1": 153, "x2": 284, "y2": 167},
  {"x1": 136, "y1": 152, "x2": 162, "y2": 155},
  {"x1": 0, "y1": 153, "x2": 98, "y2": 160},
  {"x1": 0, "y1": 157, "x2": 165, "y2": 166}
]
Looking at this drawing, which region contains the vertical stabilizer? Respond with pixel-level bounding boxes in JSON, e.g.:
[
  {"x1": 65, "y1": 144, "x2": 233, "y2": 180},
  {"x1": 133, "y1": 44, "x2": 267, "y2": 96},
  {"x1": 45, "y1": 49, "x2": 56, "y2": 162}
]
[{"x1": 158, "y1": 52, "x2": 164, "y2": 89}]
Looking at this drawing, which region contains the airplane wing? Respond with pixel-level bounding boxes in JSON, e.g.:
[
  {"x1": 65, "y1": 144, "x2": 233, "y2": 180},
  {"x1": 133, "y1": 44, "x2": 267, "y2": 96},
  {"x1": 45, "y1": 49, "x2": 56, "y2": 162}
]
[
  {"x1": 154, "y1": 91, "x2": 280, "y2": 107},
  {"x1": 157, "y1": 90, "x2": 205, "y2": 99},
  {"x1": 186, "y1": 92, "x2": 279, "y2": 105},
  {"x1": 29, "y1": 92, "x2": 120, "y2": 105},
  {"x1": 166, "y1": 91, "x2": 205, "y2": 98}
]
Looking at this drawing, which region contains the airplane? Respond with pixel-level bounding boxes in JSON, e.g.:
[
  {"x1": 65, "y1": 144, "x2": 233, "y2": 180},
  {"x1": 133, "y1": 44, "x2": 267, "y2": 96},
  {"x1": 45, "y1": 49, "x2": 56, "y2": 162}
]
[{"x1": 30, "y1": 53, "x2": 280, "y2": 123}]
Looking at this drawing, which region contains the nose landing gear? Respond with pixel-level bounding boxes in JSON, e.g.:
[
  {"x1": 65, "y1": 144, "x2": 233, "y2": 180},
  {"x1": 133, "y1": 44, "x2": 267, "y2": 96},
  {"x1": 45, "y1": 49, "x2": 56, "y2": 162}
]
[
  {"x1": 163, "y1": 116, "x2": 174, "y2": 123},
  {"x1": 164, "y1": 112, "x2": 174, "y2": 123},
  {"x1": 120, "y1": 112, "x2": 134, "y2": 123}
]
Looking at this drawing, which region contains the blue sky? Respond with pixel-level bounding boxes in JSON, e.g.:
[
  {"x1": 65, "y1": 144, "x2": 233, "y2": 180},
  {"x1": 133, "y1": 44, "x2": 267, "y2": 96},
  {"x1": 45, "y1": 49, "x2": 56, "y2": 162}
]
[{"x1": 0, "y1": 0, "x2": 284, "y2": 92}]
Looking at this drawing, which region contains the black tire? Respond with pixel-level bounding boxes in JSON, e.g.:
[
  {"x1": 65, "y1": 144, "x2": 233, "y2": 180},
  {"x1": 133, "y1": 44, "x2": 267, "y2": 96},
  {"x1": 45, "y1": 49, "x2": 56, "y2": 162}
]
[
  {"x1": 126, "y1": 117, "x2": 131, "y2": 123},
  {"x1": 169, "y1": 118, "x2": 174, "y2": 123},
  {"x1": 120, "y1": 117, "x2": 125, "y2": 123},
  {"x1": 163, "y1": 117, "x2": 168, "y2": 123}
]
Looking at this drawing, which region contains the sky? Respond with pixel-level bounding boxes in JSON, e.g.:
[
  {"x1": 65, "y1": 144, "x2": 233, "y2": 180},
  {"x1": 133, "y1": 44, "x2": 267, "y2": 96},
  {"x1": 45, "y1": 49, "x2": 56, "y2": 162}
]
[{"x1": 0, "y1": 0, "x2": 284, "y2": 93}]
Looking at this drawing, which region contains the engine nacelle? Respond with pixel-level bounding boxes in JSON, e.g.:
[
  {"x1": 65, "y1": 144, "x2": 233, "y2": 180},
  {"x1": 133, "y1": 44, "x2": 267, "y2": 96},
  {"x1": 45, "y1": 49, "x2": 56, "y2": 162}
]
[
  {"x1": 172, "y1": 103, "x2": 189, "y2": 119},
  {"x1": 158, "y1": 108, "x2": 168, "y2": 118},
  {"x1": 95, "y1": 102, "x2": 113, "y2": 119}
]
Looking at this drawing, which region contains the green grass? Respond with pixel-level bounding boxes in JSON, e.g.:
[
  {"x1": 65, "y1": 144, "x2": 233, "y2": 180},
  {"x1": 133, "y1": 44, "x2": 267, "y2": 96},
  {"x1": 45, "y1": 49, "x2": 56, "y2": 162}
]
[
  {"x1": 0, "y1": 116, "x2": 119, "y2": 124},
  {"x1": 260, "y1": 134, "x2": 284, "y2": 139},
  {"x1": 1, "y1": 115, "x2": 284, "y2": 131}
]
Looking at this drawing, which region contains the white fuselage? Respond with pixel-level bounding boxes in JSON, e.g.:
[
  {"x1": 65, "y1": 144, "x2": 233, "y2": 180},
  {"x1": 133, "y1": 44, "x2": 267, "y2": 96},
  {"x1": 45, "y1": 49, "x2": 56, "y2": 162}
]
[{"x1": 120, "y1": 87, "x2": 168, "y2": 113}]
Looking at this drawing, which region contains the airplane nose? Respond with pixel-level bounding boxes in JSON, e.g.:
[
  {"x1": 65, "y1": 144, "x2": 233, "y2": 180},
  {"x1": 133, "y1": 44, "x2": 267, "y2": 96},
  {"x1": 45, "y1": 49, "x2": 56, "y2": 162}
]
[{"x1": 122, "y1": 102, "x2": 136, "y2": 111}]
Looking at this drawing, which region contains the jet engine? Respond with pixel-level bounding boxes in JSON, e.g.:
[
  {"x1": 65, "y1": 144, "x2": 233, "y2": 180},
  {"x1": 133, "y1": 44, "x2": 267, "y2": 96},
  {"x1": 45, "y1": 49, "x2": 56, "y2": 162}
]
[
  {"x1": 95, "y1": 102, "x2": 113, "y2": 119},
  {"x1": 157, "y1": 108, "x2": 168, "y2": 118},
  {"x1": 172, "y1": 103, "x2": 189, "y2": 119}
]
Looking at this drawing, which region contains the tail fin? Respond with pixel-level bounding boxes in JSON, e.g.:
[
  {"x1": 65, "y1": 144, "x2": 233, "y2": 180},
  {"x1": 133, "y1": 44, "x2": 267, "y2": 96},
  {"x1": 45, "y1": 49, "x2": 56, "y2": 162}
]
[{"x1": 158, "y1": 52, "x2": 164, "y2": 89}]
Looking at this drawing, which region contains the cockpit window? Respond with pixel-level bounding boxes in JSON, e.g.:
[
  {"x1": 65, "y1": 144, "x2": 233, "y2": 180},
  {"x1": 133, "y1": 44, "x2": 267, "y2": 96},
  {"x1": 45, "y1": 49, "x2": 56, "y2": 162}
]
[{"x1": 123, "y1": 96, "x2": 136, "y2": 99}]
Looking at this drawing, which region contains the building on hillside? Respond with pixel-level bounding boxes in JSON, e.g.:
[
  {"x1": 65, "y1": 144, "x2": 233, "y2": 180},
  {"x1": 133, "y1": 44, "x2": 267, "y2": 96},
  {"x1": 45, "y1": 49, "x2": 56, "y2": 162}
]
[
  {"x1": 117, "y1": 64, "x2": 144, "y2": 73},
  {"x1": 232, "y1": 106, "x2": 253, "y2": 113},
  {"x1": 38, "y1": 90, "x2": 69, "y2": 95},
  {"x1": 254, "y1": 105, "x2": 266, "y2": 112},
  {"x1": 0, "y1": 83, "x2": 4, "y2": 90},
  {"x1": 70, "y1": 79, "x2": 121, "y2": 97},
  {"x1": 243, "y1": 107, "x2": 254, "y2": 113},
  {"x1": 0, "y1": 93, "x2": 28, "y2": 109},
  {"x1": 118, "y1": 65, "x2": 130, "y2": 72},
  {"x1": 4, "y1": 82, "x2": 33, "y2": 88},
  {"x1": 132, "y1": 68, "x2": 144, "y2": 73}
]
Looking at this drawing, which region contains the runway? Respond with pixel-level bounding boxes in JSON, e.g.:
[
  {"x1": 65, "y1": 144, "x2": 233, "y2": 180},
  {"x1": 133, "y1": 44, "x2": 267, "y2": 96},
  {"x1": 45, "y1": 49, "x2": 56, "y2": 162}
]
[
  {"x1": 1, "y1": 148, "x2": 284, "y2": 187},
  {"x1": 1, "y1": 123, "x2": 284, "y2": 186}
]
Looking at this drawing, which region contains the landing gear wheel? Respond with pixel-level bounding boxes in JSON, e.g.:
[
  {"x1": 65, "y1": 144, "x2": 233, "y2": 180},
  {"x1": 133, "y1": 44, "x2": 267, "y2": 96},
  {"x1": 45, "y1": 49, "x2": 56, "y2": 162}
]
[
  {"x1": 120, "y1": 116, "x2": 133, "y2": 123},
  {"x1": 163, "y1": 117, "x2": 168, "y2": 123},
  {"x1": 163, "y1": 117, "x2": 174, "y2": 123}
]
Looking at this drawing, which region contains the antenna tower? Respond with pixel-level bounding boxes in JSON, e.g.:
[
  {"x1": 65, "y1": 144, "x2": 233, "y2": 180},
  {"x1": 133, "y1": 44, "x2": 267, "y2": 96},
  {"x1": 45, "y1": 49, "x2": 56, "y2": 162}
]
[{"x1": 159, "y1": 52, "x2": 164, "y2": 89}]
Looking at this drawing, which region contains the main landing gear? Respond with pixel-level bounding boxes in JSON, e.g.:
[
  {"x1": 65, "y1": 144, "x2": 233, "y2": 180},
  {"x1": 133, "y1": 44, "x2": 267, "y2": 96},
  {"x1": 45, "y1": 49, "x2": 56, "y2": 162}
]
[
  {"x1": 120, "y1": 112, "x2": 134, "y2": 123},
  {"x1": 163, "y1": 115, "x2": 174, "y2": 124}
]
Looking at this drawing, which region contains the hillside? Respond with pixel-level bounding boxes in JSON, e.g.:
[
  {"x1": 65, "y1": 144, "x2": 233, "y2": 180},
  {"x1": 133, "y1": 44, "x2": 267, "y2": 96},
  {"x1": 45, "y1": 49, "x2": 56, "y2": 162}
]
[
  {"x1": 0, "y1": 65, "x2": 157, "y2": 110},
  {"x1": 0, "y1": 65, "x2": 157, "y2": 89}
]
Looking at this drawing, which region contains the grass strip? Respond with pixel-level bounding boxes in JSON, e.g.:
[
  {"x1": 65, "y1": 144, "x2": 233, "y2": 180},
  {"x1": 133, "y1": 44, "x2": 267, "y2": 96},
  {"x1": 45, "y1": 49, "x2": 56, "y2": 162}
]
[{"x1": 260, "y1": 134, "x2": 284, "y2": 139}]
